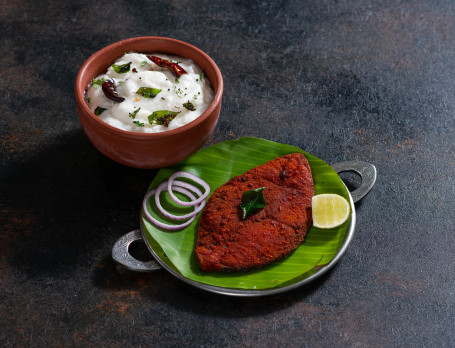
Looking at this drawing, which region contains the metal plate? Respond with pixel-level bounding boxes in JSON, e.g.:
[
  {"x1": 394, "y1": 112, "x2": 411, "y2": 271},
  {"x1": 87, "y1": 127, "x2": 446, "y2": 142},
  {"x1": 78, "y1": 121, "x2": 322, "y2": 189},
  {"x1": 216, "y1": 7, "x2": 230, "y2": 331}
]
[
  {"x1": 139, "y1": 185, "x2": 356, "y2": 297},
  {"x1": 113, "y1": 160, "x2": 376, "y2": 296}
]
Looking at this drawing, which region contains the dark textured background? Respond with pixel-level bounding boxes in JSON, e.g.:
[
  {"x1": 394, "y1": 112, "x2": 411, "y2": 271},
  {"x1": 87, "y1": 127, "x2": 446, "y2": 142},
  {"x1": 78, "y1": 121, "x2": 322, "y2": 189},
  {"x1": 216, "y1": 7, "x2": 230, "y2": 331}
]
[{"x1": 1, "y1": 0, "x2": 454, "y2": 346}]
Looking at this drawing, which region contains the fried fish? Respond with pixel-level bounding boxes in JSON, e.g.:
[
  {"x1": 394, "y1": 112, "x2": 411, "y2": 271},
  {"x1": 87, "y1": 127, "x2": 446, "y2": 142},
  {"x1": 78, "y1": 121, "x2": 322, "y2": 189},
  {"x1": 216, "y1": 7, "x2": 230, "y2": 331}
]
[{"x1": 195, "y1": 153, "x2": 314, "y2": 272}]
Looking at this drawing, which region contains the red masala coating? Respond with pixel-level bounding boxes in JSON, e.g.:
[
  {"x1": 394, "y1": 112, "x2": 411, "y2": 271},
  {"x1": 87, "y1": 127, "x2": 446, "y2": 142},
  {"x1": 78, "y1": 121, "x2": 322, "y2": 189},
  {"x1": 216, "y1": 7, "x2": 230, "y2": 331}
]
[{"x1": 195, "y1": 153, "x2": 314, "y2": 272}]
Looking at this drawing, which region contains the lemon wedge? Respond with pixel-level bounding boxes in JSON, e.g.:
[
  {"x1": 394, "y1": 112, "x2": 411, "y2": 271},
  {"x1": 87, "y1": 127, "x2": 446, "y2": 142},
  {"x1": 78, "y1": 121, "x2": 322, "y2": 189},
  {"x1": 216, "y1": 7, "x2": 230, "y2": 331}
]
[{"x1": 312, "y1": 194, "x2": 350, "y2": 229}]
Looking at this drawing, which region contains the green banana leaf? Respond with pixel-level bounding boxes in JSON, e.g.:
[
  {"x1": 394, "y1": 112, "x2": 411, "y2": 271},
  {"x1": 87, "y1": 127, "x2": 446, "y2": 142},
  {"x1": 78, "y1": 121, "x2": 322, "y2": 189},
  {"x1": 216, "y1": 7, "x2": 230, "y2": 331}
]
[{"x1": 141, "y1": 137, "x2": 351, "y2": 290}]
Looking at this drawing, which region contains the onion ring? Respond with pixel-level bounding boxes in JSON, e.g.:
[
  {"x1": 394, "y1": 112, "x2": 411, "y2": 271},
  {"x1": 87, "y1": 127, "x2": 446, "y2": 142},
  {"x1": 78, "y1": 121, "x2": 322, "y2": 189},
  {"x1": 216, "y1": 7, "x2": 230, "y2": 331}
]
[
  {"x1": 167, "y1": 171, "x2": 210, "y2": 206},
  {"x1": 142, "y1": 186, "x2": 199, "y2": 230},
  {"x1": 142, "y1": 171, "x2": 211, "y2": 230},
  {"x1": 154, "y1": 180, "x2": 206, "y2": 220}
]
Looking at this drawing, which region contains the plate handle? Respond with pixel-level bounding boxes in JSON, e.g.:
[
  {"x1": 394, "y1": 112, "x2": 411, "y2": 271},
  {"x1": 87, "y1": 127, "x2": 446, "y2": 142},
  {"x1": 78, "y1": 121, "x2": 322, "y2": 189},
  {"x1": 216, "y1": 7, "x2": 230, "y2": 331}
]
[
  {"x1": 331, "y1": 161, "x2": 377, "y2": 204},
  {"x1": 112, "y1": 229, "x2": 162, "y2": 272}
]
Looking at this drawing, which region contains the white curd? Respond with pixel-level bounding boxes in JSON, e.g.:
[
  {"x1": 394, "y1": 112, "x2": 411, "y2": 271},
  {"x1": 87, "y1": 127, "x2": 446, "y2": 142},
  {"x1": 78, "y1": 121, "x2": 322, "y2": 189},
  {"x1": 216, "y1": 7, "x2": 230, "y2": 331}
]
[{"x1": 85, "y1": 52, "x2": 215, "y2": 133}]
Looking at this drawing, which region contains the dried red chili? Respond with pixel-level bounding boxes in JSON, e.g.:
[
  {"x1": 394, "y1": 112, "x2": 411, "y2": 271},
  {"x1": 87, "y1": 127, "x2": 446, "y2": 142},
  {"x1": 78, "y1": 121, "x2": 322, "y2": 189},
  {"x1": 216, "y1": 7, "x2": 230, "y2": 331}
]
[
  {"x1": 147, "y1": 55, "x2": 188, "y2": 77},
  {"x1": 102, "y1": 80, "x2": 125, "y2": 103}
]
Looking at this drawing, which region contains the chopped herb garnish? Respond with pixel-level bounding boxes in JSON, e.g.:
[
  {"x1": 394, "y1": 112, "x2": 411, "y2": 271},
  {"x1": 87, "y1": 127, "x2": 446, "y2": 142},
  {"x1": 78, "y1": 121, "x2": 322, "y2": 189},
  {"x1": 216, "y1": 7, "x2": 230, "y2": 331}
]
[
  {"x1": 148, "y1": 110, "x2": 179, "y2": 127},
  {"x1": 141, "y1": 60, "x2": 147, "y2": 66},
  {"x1": 174, "y1": 86, "x2": 184, "y2": 98},
  {"x1": 183, "y1": 100, "x2": 196, "y2": 111},
  {"x1": 91, "y1": 78, "x2": 105, "y2": 88},
  {"x1": 136, "y1": 87, "x2": 162, "y2": 98},
  {"x1": 240, "y1": 187, "x2": 266, "y2": 219},
  {"x1": 199, "y1": 73, "x2": 204, "y2": 81},
  {"x1": 94, "y1": 106, "x2": 107, "y2": 116},
  {"x1": 87, "y1": 98, "x2": 91, "y2": 103},
  {"x1": 175, "y1": 77, "x2": 180, "y2": 83},
  {"x1": 132, "y1": 120, "x2": 144, "y2": 127},
  {"x1": 112, "y1": 62, "x2": 131, "y2": 73},
  {"x1": 129, "y1": 107, "x2": 141, "y2": 119}
]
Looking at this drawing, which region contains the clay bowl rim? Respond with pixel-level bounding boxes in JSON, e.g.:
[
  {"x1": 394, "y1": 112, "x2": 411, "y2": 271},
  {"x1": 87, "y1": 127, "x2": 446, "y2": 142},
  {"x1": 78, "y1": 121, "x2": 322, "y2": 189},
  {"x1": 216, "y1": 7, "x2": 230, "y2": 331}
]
[{"x1": 75, "y1": 36, "x2": 223, "y2": 140}]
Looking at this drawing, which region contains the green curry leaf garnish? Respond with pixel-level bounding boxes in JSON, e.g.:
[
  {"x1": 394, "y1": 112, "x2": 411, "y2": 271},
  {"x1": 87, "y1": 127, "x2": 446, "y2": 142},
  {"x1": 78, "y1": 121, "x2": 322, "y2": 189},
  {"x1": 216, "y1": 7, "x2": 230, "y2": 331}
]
[
  {"x1": 183, "y1": 101, "x2": 196, "y2": 111},
  {"x1": 91, "y1": 78, "x2": 105, "y2": 88},
  {"x1": 240, "y1": 187, "x2": 266, "y2": 219},
  {"x1": 94, "y1": 106, "x2": 107, "y2": 116},
  {"x1": 112, "y1": 62, "x2": 131, "y2": 73},
  {"x1": 136, "y1": 87, "x2": 162, "y2": 98},
  {"x1": 148, "y1": 110, "x2": 179, "y2": 127}
]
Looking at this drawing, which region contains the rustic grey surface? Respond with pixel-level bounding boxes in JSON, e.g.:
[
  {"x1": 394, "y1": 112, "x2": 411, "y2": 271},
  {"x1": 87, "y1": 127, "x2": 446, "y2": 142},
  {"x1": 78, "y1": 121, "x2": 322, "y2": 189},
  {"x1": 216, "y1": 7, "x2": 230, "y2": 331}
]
[{"x1": 1, "y1": 0, "x2": 454, "y2": 347}]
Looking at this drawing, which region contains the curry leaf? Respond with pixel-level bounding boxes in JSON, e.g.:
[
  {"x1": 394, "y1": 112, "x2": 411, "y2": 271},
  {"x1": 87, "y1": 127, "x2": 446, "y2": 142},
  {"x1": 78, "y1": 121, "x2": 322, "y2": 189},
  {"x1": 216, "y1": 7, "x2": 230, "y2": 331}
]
[
  {"x1": 183, "y1": 100, "x2": 196, "y2": 111},
  {"x1": 148, "y1": 110, "x2": 179, "y2": 127},
  {"x1": 240, "y1": 187, "x2": 266, "y2": 219},
  {"x1": 91, "y1": 78, "x2": 105, "y2": 88},
  {"x1": 94, "y1": 106, "x2": 106, "y2": 116},
  {"x1": 112, "y1": 62, "x2": 131, "y2": 73},
  {"x1": 136, "y1": 87, "x2": 162, "y2": 98}
]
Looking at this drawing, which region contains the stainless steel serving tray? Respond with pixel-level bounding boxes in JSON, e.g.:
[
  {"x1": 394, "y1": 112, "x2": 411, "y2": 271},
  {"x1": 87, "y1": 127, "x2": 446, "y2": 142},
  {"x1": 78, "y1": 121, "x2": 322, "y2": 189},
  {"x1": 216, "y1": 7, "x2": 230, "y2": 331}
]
[{"x1": 112, "y1": 160, "x2": 376, "y2": 297}]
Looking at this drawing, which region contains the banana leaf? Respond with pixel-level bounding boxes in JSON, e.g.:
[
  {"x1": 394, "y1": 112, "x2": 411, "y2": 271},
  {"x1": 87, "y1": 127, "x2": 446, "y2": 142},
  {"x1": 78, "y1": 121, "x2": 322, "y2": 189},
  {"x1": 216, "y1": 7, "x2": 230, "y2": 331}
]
[{"x1": 141, "y1": 137, "x2": 351, "y2": 290}]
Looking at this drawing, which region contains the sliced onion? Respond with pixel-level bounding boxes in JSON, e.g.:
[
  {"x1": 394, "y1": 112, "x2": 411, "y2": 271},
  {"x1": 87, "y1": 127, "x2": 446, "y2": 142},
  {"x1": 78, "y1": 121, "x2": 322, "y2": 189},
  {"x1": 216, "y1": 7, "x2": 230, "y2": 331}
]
[
  {"x1": 154, "y1": 180, "x2": 206, "y2": 220},
  {"x1": 142, "y1": 171, "x2": 211, "y2": 230},
  {"x1": 167, "y1": 171, "x2": 210, "y2": 206},
  {"x1": 142, "y1": 186, "x2": 198, "y2": 230}
]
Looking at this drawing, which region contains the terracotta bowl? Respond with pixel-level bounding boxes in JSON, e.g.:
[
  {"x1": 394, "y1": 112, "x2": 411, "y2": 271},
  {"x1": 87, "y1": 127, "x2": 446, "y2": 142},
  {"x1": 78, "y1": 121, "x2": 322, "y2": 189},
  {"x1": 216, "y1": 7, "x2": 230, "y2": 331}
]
[{"x1": 75, "y1": 37, "x2": 223, "y2": 169}]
